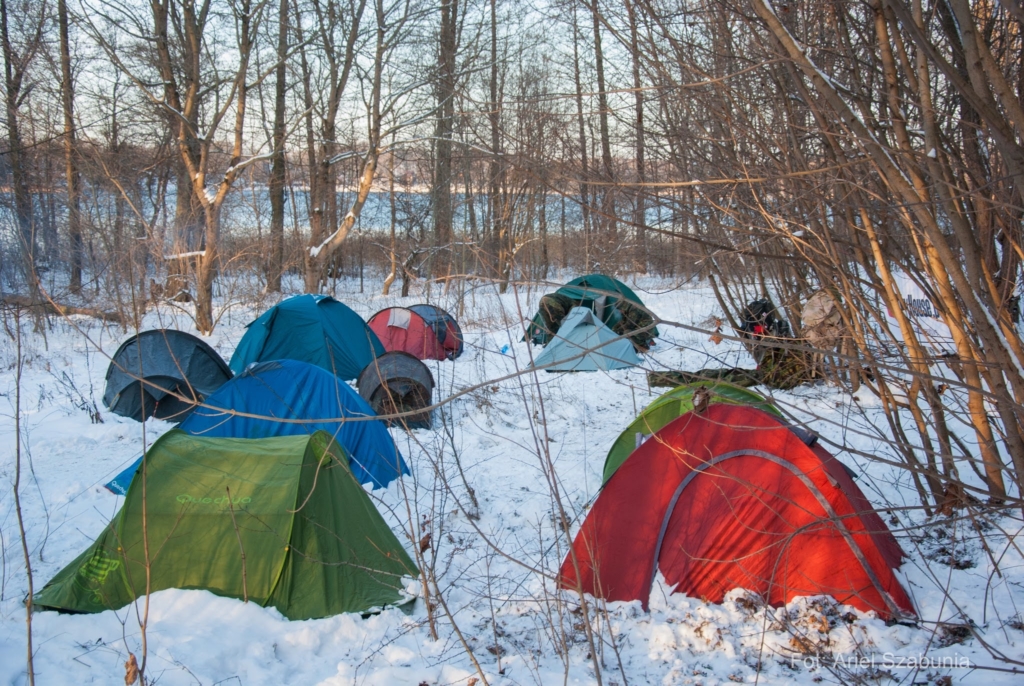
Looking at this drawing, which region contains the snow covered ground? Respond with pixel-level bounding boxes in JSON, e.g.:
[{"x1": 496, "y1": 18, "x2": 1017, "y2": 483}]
[{"x1": 1, "y1": 275, "x2": 1022, "y2": 685}]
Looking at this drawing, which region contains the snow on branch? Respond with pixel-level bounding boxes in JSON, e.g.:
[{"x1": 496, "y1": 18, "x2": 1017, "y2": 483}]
[
  {"x1": 309, "y1": 212, "x2": 356, "y2": 258},
  {"x1": 163, "y1": 250, "x2": 206, "y2": 260}
]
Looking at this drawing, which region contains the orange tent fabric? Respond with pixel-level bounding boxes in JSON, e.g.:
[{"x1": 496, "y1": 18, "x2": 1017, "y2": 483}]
[{"x1": 559, "y1": 404, "x2": 915, "y2": 619}]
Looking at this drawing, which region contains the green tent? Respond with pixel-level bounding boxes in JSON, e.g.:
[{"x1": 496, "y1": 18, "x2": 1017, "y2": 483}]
[
  {"x1": 558, "y1": 274, "x2": 647, "y2": 308},
  {"x1": 527, "y1": 274, "x2": 659, "y2": 350},
  {"x1": 601, "y1": 382, "x2": 783, "y2": 483},
  {"x1": 34, "y1": 431, "x2": 417, "y2": 620}
]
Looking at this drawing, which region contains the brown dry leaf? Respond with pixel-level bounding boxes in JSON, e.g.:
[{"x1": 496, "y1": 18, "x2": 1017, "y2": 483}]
[
  {"x1": 817, "y1": 614, "x2": 830, "y2": 634},
  {"x1": 692, "y1": 387, "x2": 712, "y2": 414},
  {"x1": 468, "y1": 678, "x2": 479, "y2": 686},
  {"x1": 124, "y1": 653, "x2": 139, "y2": 685},
  {"x1": 710, "y1": 333, "x2": 724, "y2": 345},
  {"x1": 419, "y1": 532, "x2": 432, "y2": 553}
]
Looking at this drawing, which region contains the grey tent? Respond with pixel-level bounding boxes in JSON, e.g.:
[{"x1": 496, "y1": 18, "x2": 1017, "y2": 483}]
[
  {"x1": 357, "y1": 351, "x2": 435, "y2": 429},
  {"x1": 103, "y1": 329, "x2": 232, "y2": 422},
  {"x1": 531, "y1": 307, "x2": 642, "y2": 371}
]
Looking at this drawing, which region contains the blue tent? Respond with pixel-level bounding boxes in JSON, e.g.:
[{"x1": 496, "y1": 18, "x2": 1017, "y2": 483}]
[
  {"x1": 229, "y1": 294, "x2": 384, "y2": 380},
  {"x1": 106, "y1": 360, "x2": 409, "y2": 494}
]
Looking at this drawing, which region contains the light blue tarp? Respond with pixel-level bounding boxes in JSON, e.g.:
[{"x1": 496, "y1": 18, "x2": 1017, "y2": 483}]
[
  {"x1": 229, "y1": 294, "x2": 384, "y2": 380},
  {"x1": 531, "y1": 307, "x2": 642, "y2": 371},
  {"x1": 106, "y1": 359, "x2": 408, "y2": 494}
]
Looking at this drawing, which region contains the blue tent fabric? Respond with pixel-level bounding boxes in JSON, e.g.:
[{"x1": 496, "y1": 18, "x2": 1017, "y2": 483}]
[
  {"x1": 229, "y1": 295, "x2": 385, "y2": 380},
  {"x1": 531, "y1": 307, "x2": 642, "y2": 371},
  {"x1": 106, "y1": 359, "x2": 408, "y2": 495}
]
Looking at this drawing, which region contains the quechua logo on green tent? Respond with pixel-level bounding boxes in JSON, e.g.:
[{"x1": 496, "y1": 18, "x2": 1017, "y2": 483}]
[
  {"x1": 176, "y1": 493, "x2": 253, "y2": 507},
  {"x1": 76, "y1": 549, "x2": 121, "y2": 602}
]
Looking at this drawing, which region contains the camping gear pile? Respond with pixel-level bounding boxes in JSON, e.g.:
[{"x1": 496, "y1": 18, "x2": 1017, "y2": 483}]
[
  {"x1": 526, "y1": 274, "x2": 659, "y2": 371},
  {"x1": 45, "y1": 295, "x2": 466, "y2": 619},
  {"x1": 649, "y1": 294, "x2": 847, "y2": 391},
  {"x1": 801, "y1": 290, "x2": 846, "y2": 377},
  {"x1": 736, "y1": 298, "x2": 809, "y2": 389}
]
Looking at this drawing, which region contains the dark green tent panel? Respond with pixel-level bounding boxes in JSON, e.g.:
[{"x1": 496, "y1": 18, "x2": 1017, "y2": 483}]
[
  {"x1": 602, "y1": 382, "x2": 783, "y2": 483},
  {"x1": 34, "y1": 431, "x2": 417, "y2": 620},
  {"x1": 559, "y1": 274, "x2": 647, "y2": 307},
  {"x1": 526, "y1": 274, "x2": 659, "y2": 351}
]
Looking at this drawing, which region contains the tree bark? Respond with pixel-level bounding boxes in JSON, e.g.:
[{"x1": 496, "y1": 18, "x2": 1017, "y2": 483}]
[
  {"x1": 59, "y1": 0, "x2": 83, "y2": 292},
  {"x1": 301, "y1": 0, "x2": 366, "y2": 290},
  {"x1": 488, "y1": 0, "x2": 502, "y2": 277},
  {"x1": 571, "y1": 2, "x2": 592, "y2": 269},
  {"x1": 590, "y1": 0, "x2": 615, "y2": 243},
  {"x1": 304, "y1": 0, "x2": 386, "y2": 289},
  {"x1": 267, "y1": 0, "x2": 288, "y2": 292},
  {"x1": 626, "y1": 0, "x2": 646, "y2": 271},
  {"x1": 432, "y1": 0, "x2": 459, "y2": 277},
  {"x1": 1, "y1": 0, "x2": 41, "y2": 300}
]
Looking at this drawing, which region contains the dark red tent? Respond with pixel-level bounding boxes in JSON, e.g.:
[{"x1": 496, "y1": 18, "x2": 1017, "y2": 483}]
[
  {"x1": 368, "y1": 305, "x2": 463, "y2": 361},
  {"x1": 559, "y1": 404, "x2": 914, "y2": 620}
]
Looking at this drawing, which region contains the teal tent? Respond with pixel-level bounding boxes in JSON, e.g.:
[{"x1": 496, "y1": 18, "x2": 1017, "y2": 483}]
[
  {"x1": 531, "y1": 307, "x2": 641, "y2": 371},
  {"x1": 230, "y1": 295, "x2": 384, "y2": 380}
]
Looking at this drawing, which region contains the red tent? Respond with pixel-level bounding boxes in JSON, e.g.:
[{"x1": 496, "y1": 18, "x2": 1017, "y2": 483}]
[
  {"x1": 368, "y1": 306, "x2": 462, "y2": 361},
  {"x1": 559, "y1": 404, "x2": 915, "y2": 619}
]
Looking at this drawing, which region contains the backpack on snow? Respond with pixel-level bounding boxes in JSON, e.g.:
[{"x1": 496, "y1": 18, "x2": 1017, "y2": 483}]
[{"x1": 739, "y1": 298, "x2": 791, "y2": 339}]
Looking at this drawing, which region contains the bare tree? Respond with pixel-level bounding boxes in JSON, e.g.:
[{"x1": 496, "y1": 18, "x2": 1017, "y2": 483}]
[
  {"x1": 304, "y1": 0, "x2": 417, "y2": 288},
  {"x1": 267, "y1": 0, "x2": 288, "y2": 292},
  {"x1": 1, "y1": 0, "x2": 46, "y2": 301},
  {"x1": 58, "y1": 0, "x2": 83, "y2": 291},
  {"x1": 431, "y1": 0, "x2": 460, "y2": 278},
  {"x1": 84, "y1": 0, "x2": 269, "y2": 331},
  {"x1": 297, "y1": 0, "x2": 367, "y2": 290}
]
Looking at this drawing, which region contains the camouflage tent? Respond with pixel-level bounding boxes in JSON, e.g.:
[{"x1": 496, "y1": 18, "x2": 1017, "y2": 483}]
[{"x1": 526, "y1": 274, "x2": 658, "y2": 351}]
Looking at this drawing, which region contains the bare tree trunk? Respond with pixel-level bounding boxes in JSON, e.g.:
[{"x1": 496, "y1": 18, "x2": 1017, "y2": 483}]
[
  {"x1": 488, "y1": 0, "x2": 505, "y2": 281},
  {"x1": 539, "y1": 180, "x2": 548, "y2": 279},
  {"x1": 432, "y1": 0, "x2": 459, "y2": 278},
  {"x1": 59, "y1": 0, "x2": 83, "y2": 292},
  {"x1": 299, "y1": 0, "x2": 367, "y2": 290},
  {"x1": 590, "y1": 0, "x2": 615, "y2": 245},
  {"x1": 1, "y1": 0, "x2": 41, "y2": 300},
  {"x1": 304, "y1": 0, "x2": 387, "y2": 288},
  {"x1": 626, "y1": 0, "x2": 645, "y2": 271},
  {"x1": 151, "y1": 0, "x2": 259, "y2": 333},
  {"x1": 571, "y1": 3, "x2": 592, "y2": 269},
  {"x1": 382, "y1": 136, "x2": 398, "y2": 295},
  {"x1": 267, "y1": 0, "x2": 288, "y2": 292}
]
